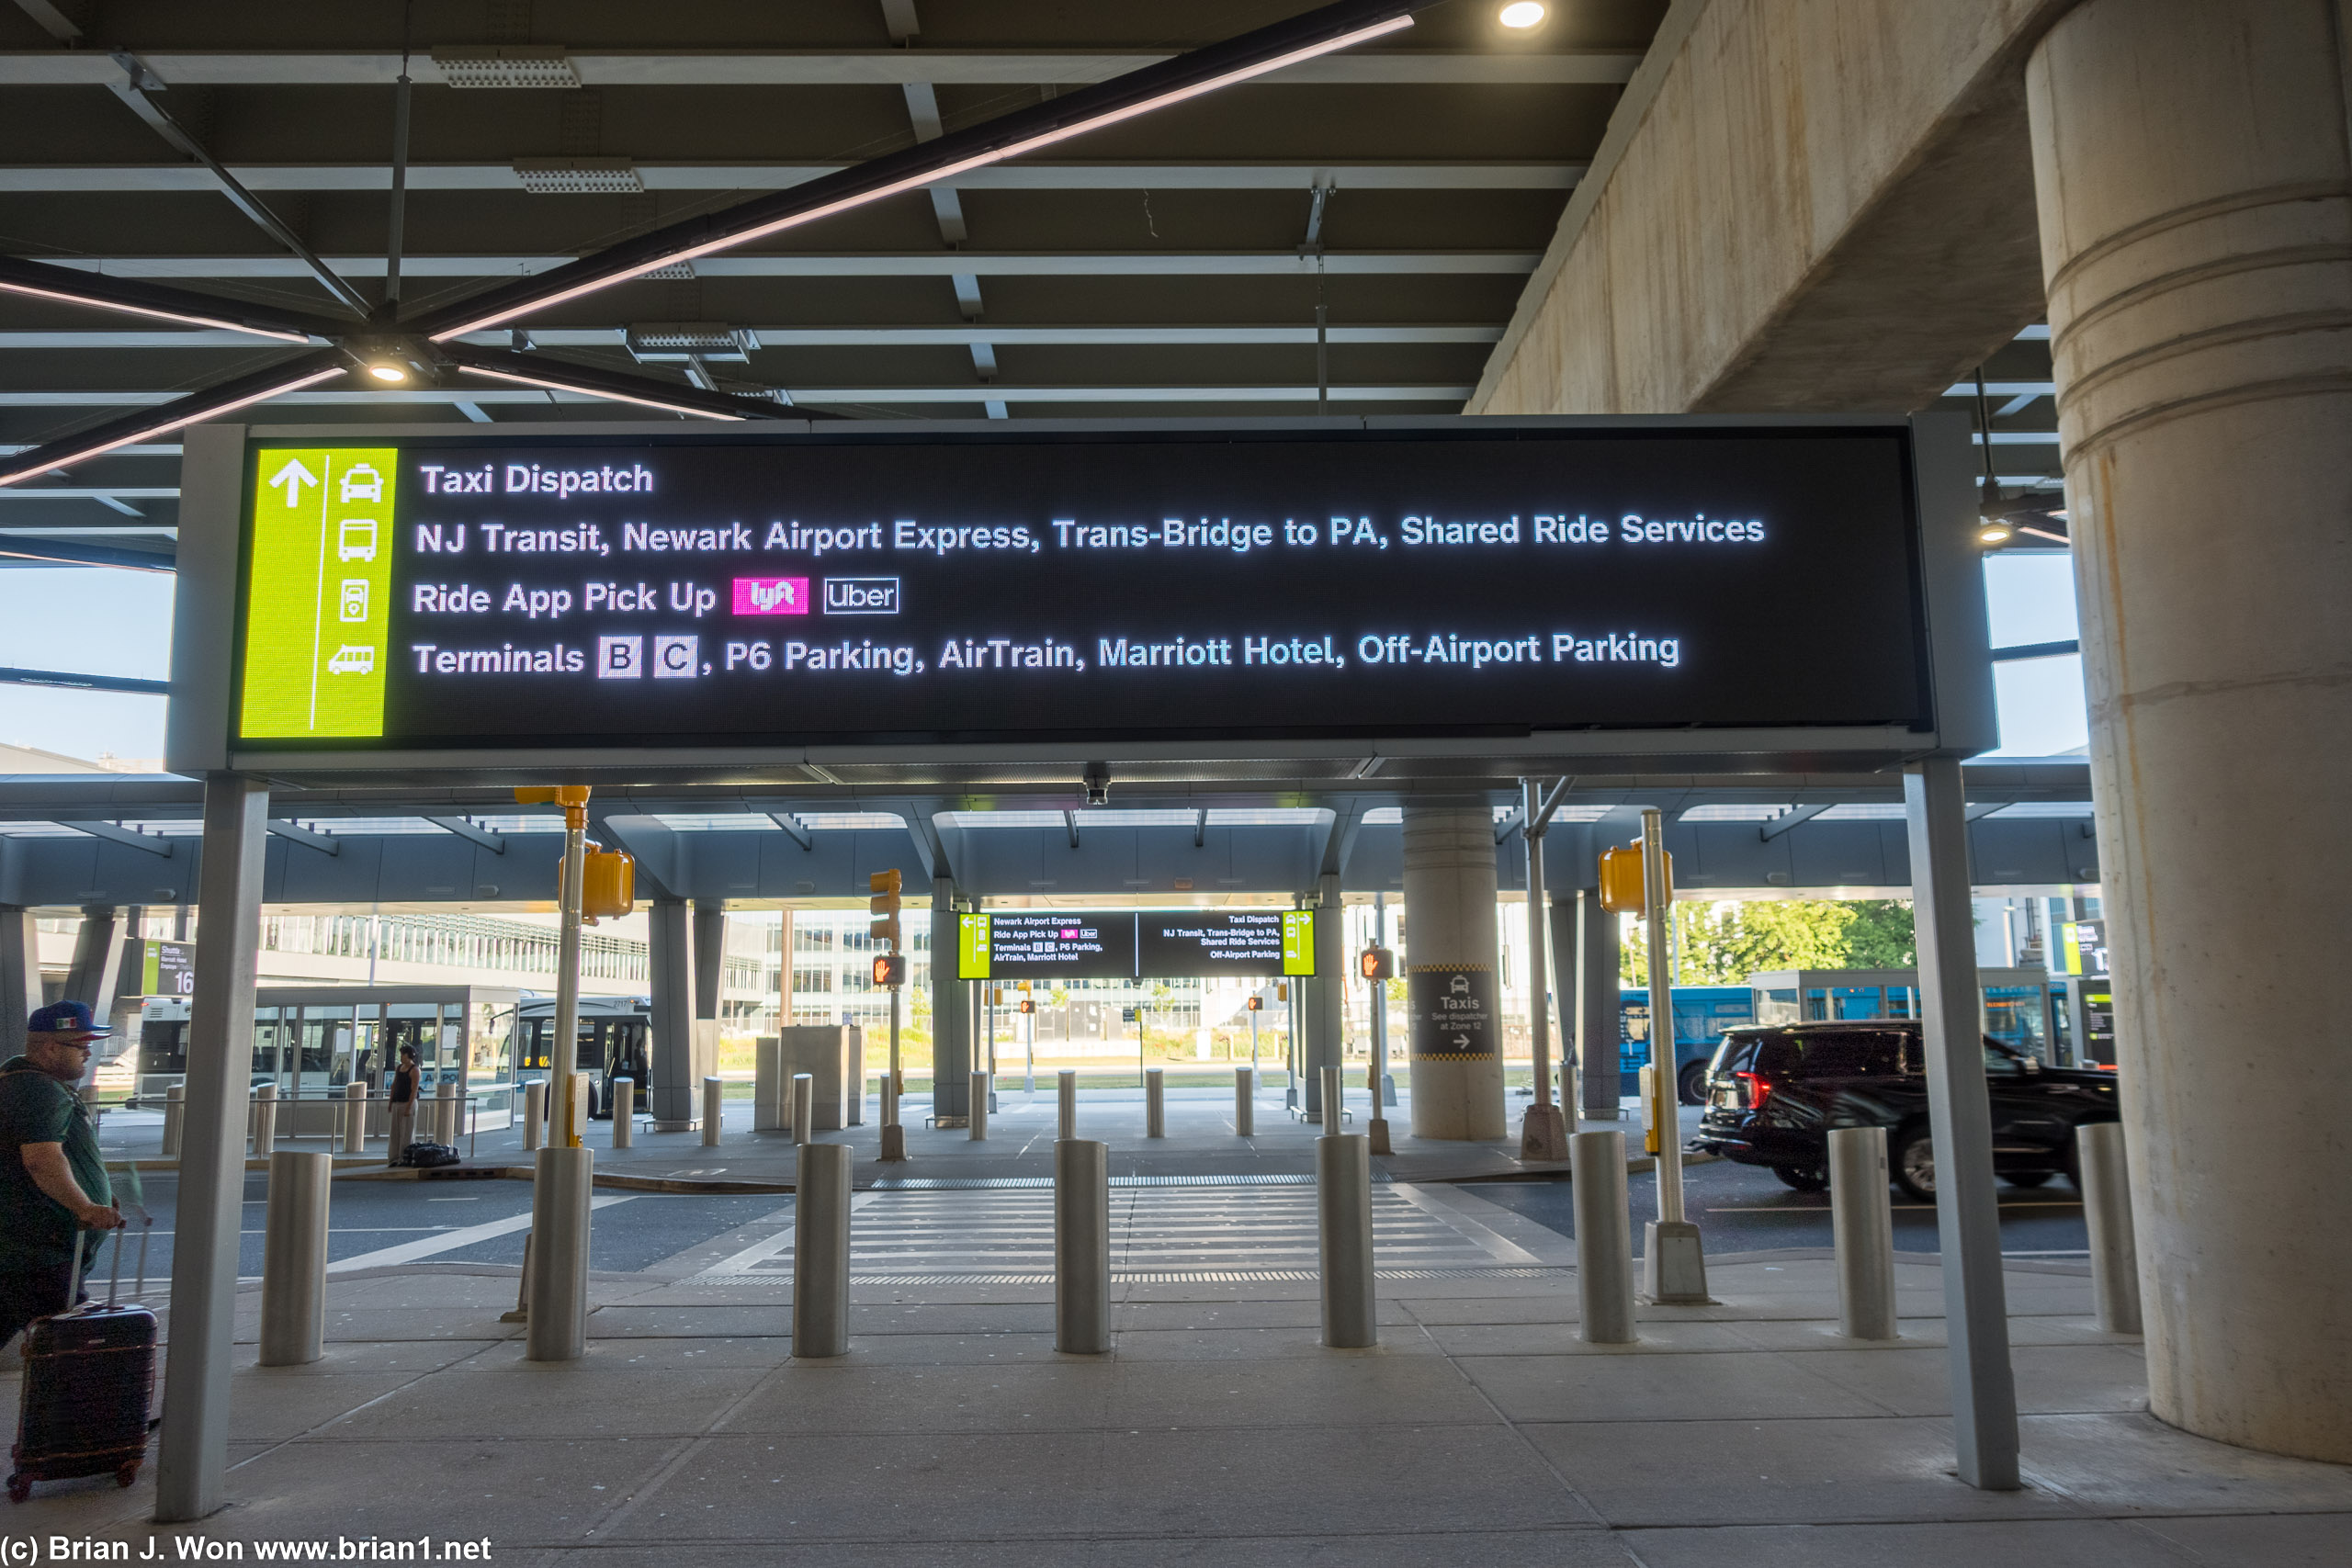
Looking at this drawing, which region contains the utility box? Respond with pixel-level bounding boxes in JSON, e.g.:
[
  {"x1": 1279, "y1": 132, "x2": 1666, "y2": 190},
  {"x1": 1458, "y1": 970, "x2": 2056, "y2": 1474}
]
[{"x1": 758, "y1": 1026, "x2": 865, "y2": 1131}]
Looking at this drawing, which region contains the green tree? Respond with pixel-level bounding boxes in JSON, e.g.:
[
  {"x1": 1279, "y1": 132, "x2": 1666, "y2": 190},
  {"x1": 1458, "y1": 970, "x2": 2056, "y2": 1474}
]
[{"x1": 1624, "y1": 898, "x2": 1917, "y2": 987}]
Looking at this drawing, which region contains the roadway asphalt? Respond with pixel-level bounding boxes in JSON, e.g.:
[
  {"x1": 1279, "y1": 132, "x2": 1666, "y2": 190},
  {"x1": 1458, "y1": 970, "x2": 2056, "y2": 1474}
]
[
  {"x1": 95, "y1": 1170, "x2": 791, "y2": 1283},
  {"x1": 1464, "y1": 1156, "x2": 2092, "y2": 1257}
]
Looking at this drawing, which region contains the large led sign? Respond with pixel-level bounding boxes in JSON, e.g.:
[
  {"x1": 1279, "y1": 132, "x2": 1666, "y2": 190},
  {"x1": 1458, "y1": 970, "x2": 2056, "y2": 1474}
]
[
  {"x1": 958, "y1": 909, "x2": 1316, "y2": 981},
  {"x1": 209, "y1": 422, "x2": 1947, "y2": 756}
]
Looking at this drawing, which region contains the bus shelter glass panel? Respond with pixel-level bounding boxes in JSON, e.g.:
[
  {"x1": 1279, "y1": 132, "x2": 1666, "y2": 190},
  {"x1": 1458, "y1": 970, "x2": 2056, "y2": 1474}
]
[
  {"x1": 470, "y1": 997, "x2": 515, "y2": 1089},
  {"x1": 298, "y1": 1005, "x2": 354, "y2": 1095},
  {"x1": 383, "y1": 1004, "x2": 439, "y2": 1081},
  {"x1": 1984, "y1": 985, "x2": 2049, "y2": 1060},
  {"x1": 251, "y1": 1007, "x2": 284, "y2": 1087},
  {"x1": 437, "y1": 1003, "x2": 467, "y2": 1089}
]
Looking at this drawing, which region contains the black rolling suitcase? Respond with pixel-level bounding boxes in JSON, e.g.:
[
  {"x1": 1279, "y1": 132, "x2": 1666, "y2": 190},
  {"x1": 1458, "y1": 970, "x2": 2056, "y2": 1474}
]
[{"x1": 8, "y1": 1214, "x2": 156, "y2": 1503}]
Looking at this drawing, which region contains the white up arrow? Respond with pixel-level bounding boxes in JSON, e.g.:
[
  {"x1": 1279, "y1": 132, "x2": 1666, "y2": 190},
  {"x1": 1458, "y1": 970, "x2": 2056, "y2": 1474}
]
[{"x1": 266, "y1": 457, "x2": 318, "y2": 507}]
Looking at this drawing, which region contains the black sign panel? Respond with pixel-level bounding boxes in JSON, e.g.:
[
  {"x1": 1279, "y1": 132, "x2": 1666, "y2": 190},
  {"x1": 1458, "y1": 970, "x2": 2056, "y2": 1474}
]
[
  {"x1": 232, "y1": 426, "x2": 1929, "y2": 750},
  {"x1": 1136, "y1": 910, "x2": 1309, "y2": 976},
  {"x1": 964, "y1": 911, "x2": 1136, "y2": 980},
  {"x1": 1408, "y1": 964, "x2": 1498, "y2": 1059}
]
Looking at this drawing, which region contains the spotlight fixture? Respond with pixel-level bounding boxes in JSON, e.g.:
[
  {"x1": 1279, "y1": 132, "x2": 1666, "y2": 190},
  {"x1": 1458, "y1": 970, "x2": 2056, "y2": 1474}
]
[
  {"x1": 1082, "y1": 761, "x2": 1113, "y2": 807},
  {"x1": 1978, "y1": 521, "x2": 2016, "y2": 547},
  {"x1": 366, "y1": 362, "x2": 410, "y2": 383},
  {"x1": 1499, "y1": 2, "x2": 1546, "y2": 27}
]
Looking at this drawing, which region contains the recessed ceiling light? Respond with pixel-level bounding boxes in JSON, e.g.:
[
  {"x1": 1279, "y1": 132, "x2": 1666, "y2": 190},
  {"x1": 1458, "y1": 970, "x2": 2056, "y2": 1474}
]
[
  {"x1": 367, "y1": 362, "x2": 409, "y2": 383},
  {"x1": 1499, "y1": 2, "x2": 1546, "y2": 28}
]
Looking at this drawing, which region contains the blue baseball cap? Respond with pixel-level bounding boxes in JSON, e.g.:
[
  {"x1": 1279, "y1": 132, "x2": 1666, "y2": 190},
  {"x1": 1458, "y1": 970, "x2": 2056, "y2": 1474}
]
[{"x1": 28, "y1": 999, "x2": 110, "y2": 1039}]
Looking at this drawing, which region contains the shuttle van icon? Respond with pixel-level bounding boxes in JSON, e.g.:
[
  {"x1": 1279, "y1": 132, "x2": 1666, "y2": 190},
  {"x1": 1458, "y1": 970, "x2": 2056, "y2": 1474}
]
[
  {"x1": 337, "y1": 518, "x2": 378, "y2": 562},
  {"x1": 339, "y1": 464, "x2": 383, "y2": 503},
  {"x1": 326, "y1": 645, "x2": 376, "y2": 675}
]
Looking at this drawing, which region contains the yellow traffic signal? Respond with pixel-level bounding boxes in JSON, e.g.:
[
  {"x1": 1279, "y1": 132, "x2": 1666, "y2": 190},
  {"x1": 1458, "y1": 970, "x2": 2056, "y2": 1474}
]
[
  {"x1": 869, "y1": 868, "x2": 903, "y2": 950},
  {"x1": 555, "y1": 840, "x2": 635, "y2": 922},
  {"x1": 1600, "y1": 840, "x2": 1673, "y2": 913},
  {"x1": 872, "y1": 953, "x2": 906, "y2": 987}
]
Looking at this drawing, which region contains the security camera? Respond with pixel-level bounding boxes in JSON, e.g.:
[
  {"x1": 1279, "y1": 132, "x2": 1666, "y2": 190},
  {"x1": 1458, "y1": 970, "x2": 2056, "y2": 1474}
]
[{"x1": 1082, "y1": 761, "x2": 1111, "y2": 807}]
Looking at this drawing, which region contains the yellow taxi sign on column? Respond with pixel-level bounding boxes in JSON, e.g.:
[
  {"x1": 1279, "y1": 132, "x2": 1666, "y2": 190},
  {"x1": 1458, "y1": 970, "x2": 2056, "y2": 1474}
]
[{"x1": 1600, "y1": 839, "x2": 1672, "y2": 913}]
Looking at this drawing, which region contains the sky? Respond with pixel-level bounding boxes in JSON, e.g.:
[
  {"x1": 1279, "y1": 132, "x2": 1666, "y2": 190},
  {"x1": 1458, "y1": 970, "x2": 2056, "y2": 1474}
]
[{"x1": 0, "y1": 554, "x2": 2094, "y2": 770}]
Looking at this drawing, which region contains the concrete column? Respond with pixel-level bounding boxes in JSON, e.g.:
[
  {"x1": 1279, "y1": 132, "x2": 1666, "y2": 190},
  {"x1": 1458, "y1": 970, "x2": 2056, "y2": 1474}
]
[
  {"x1": 1302, "y1": 874, "x2": 1344, "y2": 1122},
  {"x1": 930, "y1": 881, "x2": 970, "y2": 1122},
  {"x1": 2026, "y1": 0, "x2": 2352, "y2": 1465},
  {"x1": 1574, "y1": 887, "x2": 1621, "y2": 1121},
  {"x1": 1400, "y1": 807, "x2": 1505, "y2": 1140},
  {"x1": 64, "y1": 905, "x2": 126, "y2": 1013},
  {"x1": 0, "y1": 905, "x2": 43, "y2": 1060},
  {"x1": 691, "y1": 900, "x2": 727, "y2": 1021},
  {"x1": 647, "y1": 897, "x2": 697, "y2": 1130},
  {"x1": 156, "y1": 775, "x2": 267, "y2": 1523}
]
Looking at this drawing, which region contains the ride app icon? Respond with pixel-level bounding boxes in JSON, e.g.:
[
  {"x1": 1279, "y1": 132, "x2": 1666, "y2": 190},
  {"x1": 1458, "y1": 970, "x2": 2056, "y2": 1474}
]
[{"x1": 732, "y1": 576, "x2": 809, "y2": 615}]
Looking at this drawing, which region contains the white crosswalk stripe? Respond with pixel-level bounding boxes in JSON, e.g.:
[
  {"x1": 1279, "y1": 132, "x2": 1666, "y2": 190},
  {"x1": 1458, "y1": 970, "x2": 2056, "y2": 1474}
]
[{"x1": 694, "y1": 1184, "x2": 1527, "y2": 1282}]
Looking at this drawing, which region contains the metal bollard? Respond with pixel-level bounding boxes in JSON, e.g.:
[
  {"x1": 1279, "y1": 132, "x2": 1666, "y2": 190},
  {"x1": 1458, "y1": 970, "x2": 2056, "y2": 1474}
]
[
  {"x1": 2076, "y1": 1122, "x2": 2141, "y2": 1335},
  {"x1": 1057, "y1": 1068, "x2": 1078, "y2": 1141},
  {"x1": 1054, "y1": 1138, "x2": 1111, "y2": 1354},
  {"x1": 611, "y1": 1077, "x2": 634, "y2": 1147},
  {"x1": 969, "y1": 1071, "x2": 990, "y2": 1140},
  {"x1": 252, "y1": 1082, "x2": 277, "y2": 1157},
  {"x1": 162, "y1": 1083, "x2": 185, "y2": 1159},
  {"x1": 1316, "y1": 1132, "x2": 1376, "y2": 1348},
  {"x1": 258, "y1": 1150, "x2": 332, "y2": 1366},
  {"x1": 526, "y1": 1145, "x2": 594, "y2": 1361},
  {"x1": 1828, "y1": 1126, "x2": 1898, "y2": 1340},
  {"x1": 1235, "y1": 1067, "x2": 1255, "y2": 1136},
  {"x1": 1321, "y1": 1064, "x2": 1343, "y2": 1127},
  {"x1": 523, "y1": 1079, "x2": 547, "y2": 1152},
  {"x1": 792, "y1": 1141, "x2": 852, "y2": 1358},
  {"x1": 702, "y1": 1076, "x2": 724, "y2": 1146},
  {"x1": 435, "y1": 1078, "x2": 458, "y2": 1145},
  {"x1": 1570, "y1": 1129, "x2": 1637, "y2": 1344},
  {"x1": 342, "y1": 1081, "x2": 367, "y2": 1155},
  {"x1": 790, "y1": 1073, "x2": 813, "y2": 1147},
  {"x1": 1144, "y1": 1067, "x2": 1165, "y2": 1137}
]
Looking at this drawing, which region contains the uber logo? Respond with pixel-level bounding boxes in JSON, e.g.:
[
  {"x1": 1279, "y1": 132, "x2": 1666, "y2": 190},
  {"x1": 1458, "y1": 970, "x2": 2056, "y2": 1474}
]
[
  {"x1": 596, "y1": 635, "x2": 642, "y2": 679},
  {"x1": 823, "y1": 577, "x2": 900, "y2": 615},
  {"x1": 653, "y1": 634, "x2": 701, "y2": 678}
]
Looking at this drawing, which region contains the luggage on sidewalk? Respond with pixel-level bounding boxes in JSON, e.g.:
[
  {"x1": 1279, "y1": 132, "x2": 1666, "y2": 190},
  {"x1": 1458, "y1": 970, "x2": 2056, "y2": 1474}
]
[
  {"x1": 9, "y1": 1219, "x2": 155, "y2": 1503},
  {"x1": 401, "y1": 1140, "x2": 459, "y2": 1168}
]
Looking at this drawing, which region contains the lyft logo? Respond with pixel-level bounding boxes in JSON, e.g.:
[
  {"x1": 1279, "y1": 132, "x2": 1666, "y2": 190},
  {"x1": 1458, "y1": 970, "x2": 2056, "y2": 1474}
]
[{"x1": 731, "y1": 577, "x2": 810, "y2": 615}]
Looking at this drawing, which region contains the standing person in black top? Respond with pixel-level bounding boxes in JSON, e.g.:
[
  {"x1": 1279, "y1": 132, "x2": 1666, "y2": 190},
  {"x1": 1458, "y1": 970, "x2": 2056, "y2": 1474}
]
[
  {"x1": 0, "y1": 1001, "x2": 124, "y2": 1348},
  {"x1": 386, "y1": 1046, "x2": 419, "y2": 1166}
]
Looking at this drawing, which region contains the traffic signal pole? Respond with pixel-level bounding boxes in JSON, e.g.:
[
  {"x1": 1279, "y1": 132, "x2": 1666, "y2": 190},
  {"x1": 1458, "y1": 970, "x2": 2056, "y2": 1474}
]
[{"x1": 871, "y1": 869, "x2": 907, "y2": 1161}]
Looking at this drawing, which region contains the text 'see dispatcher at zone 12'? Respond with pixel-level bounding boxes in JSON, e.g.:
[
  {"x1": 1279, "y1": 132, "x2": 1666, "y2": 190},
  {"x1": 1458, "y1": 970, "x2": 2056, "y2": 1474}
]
[{"x1": 232, "y1": 429, "x2": 1931, "y2": 750}]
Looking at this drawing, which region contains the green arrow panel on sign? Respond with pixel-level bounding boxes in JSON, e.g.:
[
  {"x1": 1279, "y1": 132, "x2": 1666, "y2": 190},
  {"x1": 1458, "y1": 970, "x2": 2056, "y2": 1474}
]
[{"x1": 240, "y1": 447, "x2": 396, "y2": 739}]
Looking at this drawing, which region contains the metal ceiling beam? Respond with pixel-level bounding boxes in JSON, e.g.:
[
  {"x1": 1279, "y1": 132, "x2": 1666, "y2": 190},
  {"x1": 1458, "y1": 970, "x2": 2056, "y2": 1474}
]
[
  {"x1": 264, "y1": 818, "x2": 341, "y2": 855},
  {"x1": 0, "y1": 323, "x2": 1504, "y2": 349},
  {"x1": 59, "y1": 819, "x2": 173, "y2": 857},
  {"x1": 767, "y1": 811, "x2": 813, "y2": 850},
  {"x1": 1758, "y1": 803, "x2": 1832, "y2": 841},
  {"x1": 0, "y1": 383, "x2": 1475, "y2": 410},
  {"x1": 0, "y1": 49, "x2": 1644, "y2": 87},
  {"x1": 422, "y1": 815, "x2": 505, "y2": 854},
  {"x1": 0, "y1": 162, "x2": 1586, "y2": 194},
  {"x1": 31, "y1": 252, "x2": 1538, "y2": 279}
]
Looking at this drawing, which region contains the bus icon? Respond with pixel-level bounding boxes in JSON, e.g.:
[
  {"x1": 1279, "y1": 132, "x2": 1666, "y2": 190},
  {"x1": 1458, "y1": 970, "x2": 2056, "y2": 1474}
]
[
  {"x1": 339, "y1": 464, "x2": 383, "y2": 503},
  {"x1": 326, "y1": 645, "x2": 376, "y2": 675},
  {"x1": 337, "y1": 518, "x2": 378, "y2": 562}
]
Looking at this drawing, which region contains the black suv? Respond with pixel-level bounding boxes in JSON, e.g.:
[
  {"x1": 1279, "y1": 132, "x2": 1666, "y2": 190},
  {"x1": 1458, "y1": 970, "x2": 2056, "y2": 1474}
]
[{"x1": 1687, "y1": 1020, "x2": 2120, "y2": 1201}]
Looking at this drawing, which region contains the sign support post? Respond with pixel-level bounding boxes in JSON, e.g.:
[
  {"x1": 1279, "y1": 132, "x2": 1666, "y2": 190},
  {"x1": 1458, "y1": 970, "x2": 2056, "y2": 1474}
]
[
  {"x1": 1638, "y1": 807, "x2": 1709, "y2": 1303},
  {"x1": 1520, "y1": 778, "x2": 1570, "y2": 1161}
]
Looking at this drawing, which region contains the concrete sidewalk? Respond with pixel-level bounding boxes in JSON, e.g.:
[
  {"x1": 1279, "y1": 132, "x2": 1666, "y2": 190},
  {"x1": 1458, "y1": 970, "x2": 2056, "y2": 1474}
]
[{"x1": 8, "y1": 1179, "x2": 2347, "y2": 1563}]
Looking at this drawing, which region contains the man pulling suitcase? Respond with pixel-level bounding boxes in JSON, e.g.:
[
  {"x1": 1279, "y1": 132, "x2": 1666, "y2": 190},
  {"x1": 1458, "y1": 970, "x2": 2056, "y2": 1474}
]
[{"x1": 0, "y1": 1001, "x2": 122, "y2": 1349}]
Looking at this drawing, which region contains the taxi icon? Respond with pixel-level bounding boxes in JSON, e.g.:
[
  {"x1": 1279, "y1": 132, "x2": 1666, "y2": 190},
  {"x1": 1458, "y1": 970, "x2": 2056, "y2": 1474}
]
[
  {"x1": 1449, "y1": 974, "x2": 1471, "y2": 997},
  {"x1": 339, "y1": 463, "x2": 383, "y2": 504}
]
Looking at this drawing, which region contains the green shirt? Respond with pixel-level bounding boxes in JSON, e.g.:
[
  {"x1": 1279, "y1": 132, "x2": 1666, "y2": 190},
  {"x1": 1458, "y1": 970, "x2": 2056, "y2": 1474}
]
[{"x1": 0, "y1": 1056, "x2": 111, "y2": 1269}]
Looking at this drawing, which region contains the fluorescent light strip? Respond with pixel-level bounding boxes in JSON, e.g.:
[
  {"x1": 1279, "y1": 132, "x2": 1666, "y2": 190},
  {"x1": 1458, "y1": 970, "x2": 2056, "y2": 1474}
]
[
  {"x1": 431, "y1": 15, "x2": 1413, "y2": 339},
  {"x1": 457, "y1": 363, "x2": 748, "y2": 421},
  {"x1": 0, "y1": 366, "x2": 346, "y2": 488},
  {"x1": 0, "y1": 278, "x2": 312, "y2": 344}
]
